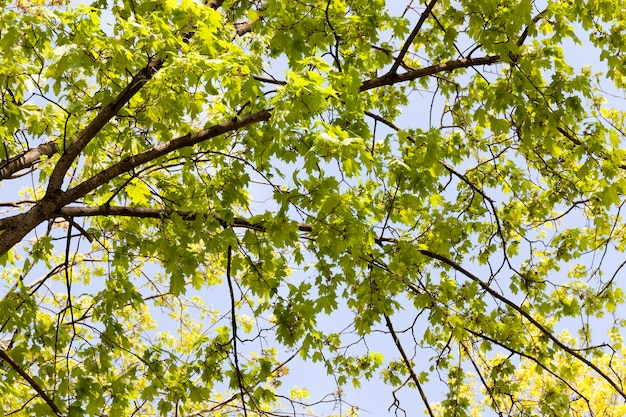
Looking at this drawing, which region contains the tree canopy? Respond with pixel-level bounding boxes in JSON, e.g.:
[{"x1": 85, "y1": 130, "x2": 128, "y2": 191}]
[{"x1": 2, "y1": 0, "x2": 626, "y2": 415}]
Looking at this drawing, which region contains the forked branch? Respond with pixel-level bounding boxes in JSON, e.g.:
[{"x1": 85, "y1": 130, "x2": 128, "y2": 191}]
[
  {"x1": 45, "y1": 0, "x2": 228, "y2": 193},
  {"x1": 361, "y1": 55, "x2": 500, "y2": 91},
  {"x1": 0, "y1": 111, "x2": 271, "y2": 257},
  {"x1": 418, "y1": 248, "x2": 626, "y2": 401}
]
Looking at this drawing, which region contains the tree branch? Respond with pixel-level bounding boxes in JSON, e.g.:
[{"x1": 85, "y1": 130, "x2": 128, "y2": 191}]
[
  {"x1": 388, "y1": 0, "x2": 438, "y2": 75},
  {"x1": 418, "y1": 248, "x2": 626, "y2": 401},
  {"x1": 0, "y1": 348, "x2": 64, "y2": 417},
  {"x1": 360, "y1": 55, "x2": 500, "y2": 91},
  {"x1": 45, "y1": 0, "x2": 228, "y2": 193},
  {"x1": 45, "y1": 56, "x2": 165, "y2": 193},
  {"x1": 53, "y1": 205, "x2": 280, "y2": 232},
  {"x1": 364, "y1": 110, "x2": 404, "y2": 132},
  {"x1": 0, "y1": 111, "x2": 271, "y2": 257},
  {"x1": 464, "y1": 328, "x2": 593, "y2": 410},
  {"x1": 516, "y1": 9, "x2": 547, "y2": 47},
  {"x1": 63, "y1": 111, "x2": 272, "y2": 204},
  {"x1": 235, "y1": 21, "x2": 253, "y2": 36},
  {"x1": 0, "y1": 142, "x2": 59, "y2": 180},
  {"x1": 226, "y1": 245, "x2": 249, "y2": 417},
  {"x1": 384, "y1": 314, "x2": 435, "y2": 417},
  {"x1": 44, "y1": 205, "x2": 402, "y2": 246}
]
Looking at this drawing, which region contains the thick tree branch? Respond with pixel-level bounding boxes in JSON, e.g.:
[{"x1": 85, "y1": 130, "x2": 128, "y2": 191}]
[
  {"x1": 252, "y1": 75, "x2": 287, "y2": 85},
  {"x1": 45, "y1": 205, "x2": 402, "y2": 246},
  {"x1": 0, "y1": 142, "x2": 59, "y2": 180},
  {"x1": 0, "y1": 348, "x2": 64, "y2": 417},
  {"x1": 388, "y1": 0, "x2": 438, "y2": 75},
  {"x1": 418, "y1": 248, "x2": 626, "y2": 401},
  {"x1": 45, "y1": 0, "x2": 227, "y2": 193},
  {"x1": 52, "y1": 205, "x2": 286, "y2": 232},
  {"x1": 235, "y1": 21, "x2": 252, "y2": 36},
  {"x1": 253, "y1": 56, "x2": 500, "y2": 93},
  {"x1": 63, "y1": 111, "x2": 272, "y2": 203},
  {"x1": 45, "y1": 56, "x2": 165, "y2": 193},
  {"x1": 360, "y1": 55, "x2": 500, "y2": 91},
  {"x1": 0, "y1": 111, "x2": 271, "y2": 257}
]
